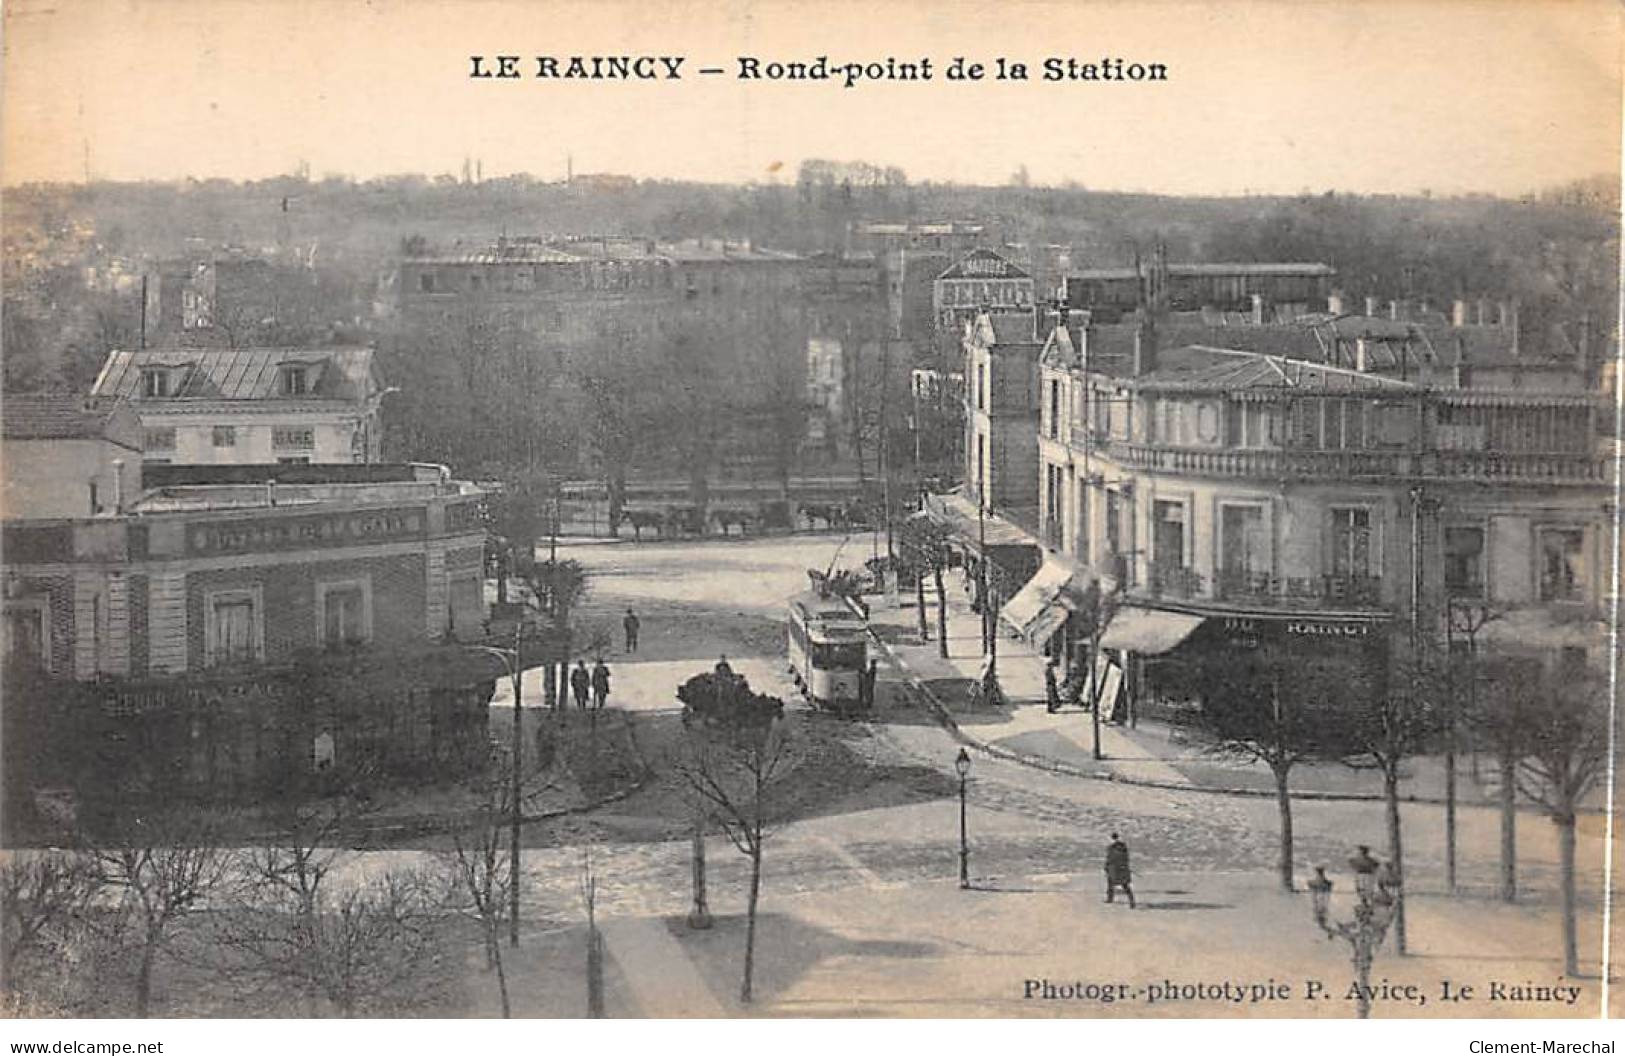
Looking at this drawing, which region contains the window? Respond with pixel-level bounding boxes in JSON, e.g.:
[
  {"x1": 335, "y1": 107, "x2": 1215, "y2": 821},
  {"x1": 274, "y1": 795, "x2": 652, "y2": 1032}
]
[
  {"x1": 1075, "y1": 482, "x2": 1090, "y2": 564},
  {"x1": 212, "y1": 425, "x2": 237, "y2": 448},
  {"x1": 279, "y1": 367, "x2": 308, "y2": 396},
  {"x1": 419, "y1": 272, "x2": 435, "y2": 293},
  {"x1": 88, "y1": 481, "x2": 100, "y2": 515},
  {"x1": 1221, "y1": 504, "x2": 1266, "y2": 577},
  {"x1": 1444, "y1": 526, "x2": 1486, "y2": 597},
  {"x1": 144, "y1": 427, "x2": 177, "y2": 451},
  {"x1": 317, "y1": 579, "x2": 371, "y2": 648},
  {"x1": 273, "y1": 427, "x2": 314, "y2": 449},
  {"x1": 277, "y1": 456, "x2": 311, "y2": 465},
  {"x1": 3, "y1": 599, "x2": 50, "y2": 672},
  {"x1": 1105, "y1": 489, "x2": 1123, "y2": 559},
  {"x1": 1330, "y1": 508, "x2": 1374, "y2": 579},
  {"x1": 1154, "y1": 500, "x2": 1186, "y2": 569},
  {"x1": 1538, "y1": 528, "x2": 1585, "y2": 602},
  {"x1": 978, "y1": 364, "x2": 987, "y2": 412},
  {"x1": 141, "y1": 370, "x2": 170, "y2": 397},
  {"x1": 205, "y1": 588, "x2": 262, "y2": 667},
  {"x1": 1047, "y1": 380, "x2": 1060, "y2": 439}
]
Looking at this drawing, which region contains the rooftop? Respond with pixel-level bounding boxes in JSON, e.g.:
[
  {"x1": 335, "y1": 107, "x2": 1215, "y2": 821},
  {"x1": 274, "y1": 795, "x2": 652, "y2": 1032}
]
[
  {"x1": 406, "y1": 236, "x2": 800, "y2": 266},
  {"x1": 2, "y1": 395, "x2": 138, "y2": 443},
  {"x1": 91, "y1": 346, "x2": 377, "y2": 402}
]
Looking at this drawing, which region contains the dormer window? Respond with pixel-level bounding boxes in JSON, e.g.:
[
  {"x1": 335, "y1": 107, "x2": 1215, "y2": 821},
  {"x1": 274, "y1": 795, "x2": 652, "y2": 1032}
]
[
  {"x1": 142, "y1": 369, "x2": 170, "y2": 397},
  {"x1": 280, "y1": 366, "x2": 307, "y2": 396}
]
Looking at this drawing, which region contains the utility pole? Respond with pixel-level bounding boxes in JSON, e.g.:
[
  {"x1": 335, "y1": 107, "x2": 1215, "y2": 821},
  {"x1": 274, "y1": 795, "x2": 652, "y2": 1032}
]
[{"x1": 509, "y1": 617, "x2": 523, "y2": 947}]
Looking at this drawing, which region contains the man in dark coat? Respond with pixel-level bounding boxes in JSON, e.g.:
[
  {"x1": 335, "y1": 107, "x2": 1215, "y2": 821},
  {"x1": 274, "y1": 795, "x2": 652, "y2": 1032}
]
[
  {"x1": 591, "y1": 659, "x2": 611, "y2": 710},
  {"x1": 858, "y1": 659, "x2": 878, "y2": 710},
  {"x1": 623, "y1": 609, "x2": 640, "y2": 653},
  {"x1": 714, "y1": 655, "x2": 734, "y2": 679},
  {"x1": 570, "y1": 660, "x2": 591, "y2": 710},
  {"x1": 1105, "y1": 832, "x2": 1136, "y2": 908},
  {"x1": 1044, "y1": 658, "x2": 1061, "y2": 713}
]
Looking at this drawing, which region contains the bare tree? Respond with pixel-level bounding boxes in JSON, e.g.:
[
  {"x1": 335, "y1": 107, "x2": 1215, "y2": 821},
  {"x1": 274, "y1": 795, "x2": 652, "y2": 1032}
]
[
  {"x1": 900, "y1": 516, "x2": 953, "y2": 656},
  {"x1": 88, "y1": 813, "x2": 232, "y2": 1017},
  {"x1": 1469, "y1": 654, "x2": 1533, "y2": 902},
  {"x1": 0, "y1": 851, "x2": 97, "y2": 1013},
  {"x1": 675, "y1": 671, "x2": 794, "y2": 1004},
  {"x1": 1516, "y1": 662, "x2": 1609, "y2": 976},
  {"x1": 1191, "y1": 646, "x2": 1350, "y2": 891},
  {"x1": 1331, "y1": 653, "x2": 1443, "y2": 955},
  {"x1": 580, "y1": 845, "x2": 606, "y2": 1018},
  {"x1": 438, "y1": 761, "x2": 516, "y2": 1018}
]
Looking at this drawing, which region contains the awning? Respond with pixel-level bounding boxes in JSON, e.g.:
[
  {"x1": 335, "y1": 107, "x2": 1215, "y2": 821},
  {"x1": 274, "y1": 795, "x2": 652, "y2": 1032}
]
[
  {"x1": 1477, "y1": 609, "x2": 1609, "y2": 653},
  {"x1": 920, "y1": 491, "x2": 1032, "y2": 550},
  {"x1": 1000, "y1": 556, "x2": 1099, "y2": 644},
  {"x1": 1098, "y1": 607, "x2": 1206, "y2": 655}
]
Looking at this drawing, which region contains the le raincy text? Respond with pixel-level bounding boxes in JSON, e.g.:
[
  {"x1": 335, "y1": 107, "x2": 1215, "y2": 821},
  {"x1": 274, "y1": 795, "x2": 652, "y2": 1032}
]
[{"x1": 468, "y1": 55, "x2": 1171, "y2": 86}]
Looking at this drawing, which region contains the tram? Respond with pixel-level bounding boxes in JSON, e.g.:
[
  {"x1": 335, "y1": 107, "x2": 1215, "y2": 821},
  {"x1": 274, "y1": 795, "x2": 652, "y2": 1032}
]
[{"x1": 786, "y1": 591, "x2": 869, "y2": 711}]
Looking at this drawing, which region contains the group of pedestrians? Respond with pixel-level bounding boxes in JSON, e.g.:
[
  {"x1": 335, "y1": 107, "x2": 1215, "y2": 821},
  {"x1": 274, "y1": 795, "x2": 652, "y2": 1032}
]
[{"x1": 569, "y1": 657, "x2": 613, "y2": 710}]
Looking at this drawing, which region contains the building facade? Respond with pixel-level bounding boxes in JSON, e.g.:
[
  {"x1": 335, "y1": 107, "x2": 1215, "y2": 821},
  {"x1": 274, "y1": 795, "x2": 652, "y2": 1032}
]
[
  {"x1": 1026, "y1": 316, "x2": 1614, "y2": 718},
  {"x1": 963, "y1": 309, "x2": 1045, "y2": 518},
  {"x1": 90, "y1": 345, "x2": 387, "y2": 466},
  {"x1": 2, "y1": 456, "x2": 498, "y2": 827}
]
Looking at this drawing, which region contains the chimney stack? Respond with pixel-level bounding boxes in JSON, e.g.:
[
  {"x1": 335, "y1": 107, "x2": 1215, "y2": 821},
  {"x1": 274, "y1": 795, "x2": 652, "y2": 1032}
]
[
  {"x1": 1250, "y1": 293, "x2": 1266, "y2": 326},
  {"x1": 1354, "y1": 337, "x2": 1370, "y2": 373},
  {"x1": 1452, "y1": 299, "x2": 1470, "y2": 328},
  {"x1": 1327, "y1": 291, "x2": 1344, "y2": 315},
  {"x1": 1364, "y1": 295, "x2": 1380, "y2": 317}
]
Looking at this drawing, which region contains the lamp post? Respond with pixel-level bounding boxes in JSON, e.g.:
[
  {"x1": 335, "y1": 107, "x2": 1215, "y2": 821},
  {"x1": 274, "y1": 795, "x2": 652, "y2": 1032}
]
[
  {"x1": 955, "y1": 748, "x2": 972, "y2": 889},
  {"x1": 471, "y1": 619, "x2": 526, "y2": 948},
  {"x1": 1309, "y1": 848, "x2": 1401, "y2": 1019},
  {"x1": 974, "y1": 500, "x2": 1006, "y2": 707}
]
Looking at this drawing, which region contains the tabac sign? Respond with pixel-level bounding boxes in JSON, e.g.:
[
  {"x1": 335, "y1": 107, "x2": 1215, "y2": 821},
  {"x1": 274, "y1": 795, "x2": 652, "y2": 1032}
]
[{"x1": 188, "y1": 508, "x2": 427, "y2": 555}]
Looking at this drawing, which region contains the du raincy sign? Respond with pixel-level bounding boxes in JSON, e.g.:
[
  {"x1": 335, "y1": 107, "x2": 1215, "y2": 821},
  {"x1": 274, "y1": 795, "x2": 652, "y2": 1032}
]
[
  {"x1": 1218, "y1": 614, "x2": 1385, "y2": 648},
  {"x1": 188, "y1": 508, "x2": 426, "y2": 555}
]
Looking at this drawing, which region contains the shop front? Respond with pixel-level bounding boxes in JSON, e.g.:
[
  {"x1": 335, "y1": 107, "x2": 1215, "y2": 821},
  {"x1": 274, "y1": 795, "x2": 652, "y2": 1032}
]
[{"x1": 1105, "y1": 607, "x2": 1392, "y2": 726}]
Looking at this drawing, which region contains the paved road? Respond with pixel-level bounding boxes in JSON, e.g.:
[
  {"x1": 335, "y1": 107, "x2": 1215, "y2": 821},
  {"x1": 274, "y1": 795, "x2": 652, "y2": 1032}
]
[{"x1": 371, "y1": 533, "x2": 1612, "y2": 1015}]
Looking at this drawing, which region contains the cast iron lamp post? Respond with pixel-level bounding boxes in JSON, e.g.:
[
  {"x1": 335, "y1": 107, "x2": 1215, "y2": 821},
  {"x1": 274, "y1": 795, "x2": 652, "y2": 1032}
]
[
  {"x1": 955, "y1": 748, "x2": 972, "y2": 888},
  {"x1": 1308, "y1": 848, "x2": 1401, "y2": 1019}
]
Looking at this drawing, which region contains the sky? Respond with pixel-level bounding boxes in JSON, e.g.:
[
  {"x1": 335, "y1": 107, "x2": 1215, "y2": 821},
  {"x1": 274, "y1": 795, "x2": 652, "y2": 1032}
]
[{"x1": 2, "y1": 0, "x2": 1620, "y2": 196}]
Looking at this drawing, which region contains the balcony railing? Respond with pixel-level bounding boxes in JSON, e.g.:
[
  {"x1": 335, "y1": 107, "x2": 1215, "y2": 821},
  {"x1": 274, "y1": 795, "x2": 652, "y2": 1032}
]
[{"x1": 1104, "y1": 442, "x2": 1612, "y2": 485}]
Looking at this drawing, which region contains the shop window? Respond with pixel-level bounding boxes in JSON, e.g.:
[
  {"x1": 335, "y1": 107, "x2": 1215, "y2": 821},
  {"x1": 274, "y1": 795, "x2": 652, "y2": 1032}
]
[
  {"x1": 1444, "y1": 526, "x2": 1485, "y2": 598},
  {"x1": 1329, "y1": 507, "x2": 1374, "y2": 580},
  {"x1": 206, "y1": 587, "x2": 262, "y2": 667},
  {"x1": 1538, "y1": 528, "x2": 1585, "y2": 602},
  {"x1": 317, "y1": 579, "x2": 372, "y2": 648}
]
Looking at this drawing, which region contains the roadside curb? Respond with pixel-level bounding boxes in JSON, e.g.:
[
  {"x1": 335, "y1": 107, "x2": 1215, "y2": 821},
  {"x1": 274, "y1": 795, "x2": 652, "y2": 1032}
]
[{"x1": 858, "y1": 612, "x2": 1598, "y2": 812}]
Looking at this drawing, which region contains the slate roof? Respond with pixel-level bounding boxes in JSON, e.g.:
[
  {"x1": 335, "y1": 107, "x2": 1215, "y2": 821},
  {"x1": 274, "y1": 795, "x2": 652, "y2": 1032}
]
[
  {"x1": 90, "y1": 346, "x2": 376, "y2": 402},
  {"x1": 3, "y1": 395, "x2": 140, "y2": 444}
]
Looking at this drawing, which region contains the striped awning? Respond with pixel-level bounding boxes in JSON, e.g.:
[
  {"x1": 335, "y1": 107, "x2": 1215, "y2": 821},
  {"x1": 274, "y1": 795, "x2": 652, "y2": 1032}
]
[{"x1": 1000, "y1": 556, "x2": 1100, "y2": 644}]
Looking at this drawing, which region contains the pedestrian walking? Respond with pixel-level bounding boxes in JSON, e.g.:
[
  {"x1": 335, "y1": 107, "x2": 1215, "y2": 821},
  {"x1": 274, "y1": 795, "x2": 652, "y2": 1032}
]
[
  {"x1": 591, "y1": 658, "x2": 611, "y2": 710},
  {"x1": 623, "y1": 608, "x2": 640, "y2": 653},
  {"x1": 858, "y1": 659, "x2": 878, "y2": 710},
  {"x1": 1044, "y1": 657, "x2": 1061, "y2": 713},
  {"x1": 570, "y1": 660, "x2": 591, "y2": 710},
  {"x1": 1105, "y1": 832, "x2": 1136, "y2": 908}
]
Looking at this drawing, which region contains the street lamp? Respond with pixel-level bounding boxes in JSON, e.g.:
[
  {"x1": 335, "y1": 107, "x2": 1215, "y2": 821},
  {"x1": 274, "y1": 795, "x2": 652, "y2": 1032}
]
[
  {"x1": 955, "y1": 748, "x2": 972, "y2": 889},
  {"x1": 1309, "y1": 850, "x2": 1402, "y2": 1019}
]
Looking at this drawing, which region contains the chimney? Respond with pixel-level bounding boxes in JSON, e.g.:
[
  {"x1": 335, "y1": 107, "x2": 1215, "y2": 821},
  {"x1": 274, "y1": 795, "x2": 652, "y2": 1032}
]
[
  {"x1": 1389, "y1": 299, "x2": 1401, "y2": 321},
  {"x1": 1133, "y1": 310, "x2": 1157, "y2": 376},
  {"x1": 1476, "y1": 298, "x2": 1491, "y2": 326},
  {"x1": 1327, "y1": 291, "x2": 1344, "y2": 315},
  {"x1": 1250, "y1": 293, "x2": 1265, "y2": 326},
  {"x1": 1364, "y1": 295, "x2": 1380, "y2": 317},
  {"x1": 1452, "y1": 299, "x2": 1470, "y2": 328},
  {"x1": 111, "y1": 459, "x2": 125, "y2": 514},
  {"x1": 1354, "y1": 337, "x2": 1370, "y2": 372}
]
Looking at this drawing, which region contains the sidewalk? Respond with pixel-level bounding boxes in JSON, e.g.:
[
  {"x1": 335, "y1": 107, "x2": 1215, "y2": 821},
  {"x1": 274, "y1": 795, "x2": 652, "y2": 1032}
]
[{"x1": 865, "y1": 582, "x2": 1522, "y2": 805}]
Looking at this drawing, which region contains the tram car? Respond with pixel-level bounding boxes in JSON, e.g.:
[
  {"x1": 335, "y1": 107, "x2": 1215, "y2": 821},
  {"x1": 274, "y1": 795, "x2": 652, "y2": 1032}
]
[{"x1": 786, "y1": 591, "x2": 869, "y2": 711}]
